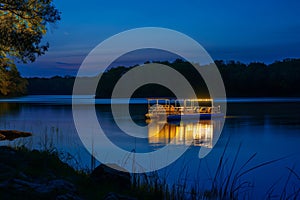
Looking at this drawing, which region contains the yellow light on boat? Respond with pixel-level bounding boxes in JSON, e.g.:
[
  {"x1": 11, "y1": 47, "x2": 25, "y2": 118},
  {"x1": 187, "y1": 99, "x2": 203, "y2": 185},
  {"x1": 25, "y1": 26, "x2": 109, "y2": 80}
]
[{"x1": 189, "y1": 99, "x2": 213, "y2": 101}]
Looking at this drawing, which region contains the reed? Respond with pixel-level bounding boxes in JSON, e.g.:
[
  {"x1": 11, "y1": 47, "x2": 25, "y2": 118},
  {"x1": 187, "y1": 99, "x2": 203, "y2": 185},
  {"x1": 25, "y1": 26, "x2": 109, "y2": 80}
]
[
  {"x1": 130, "y1": 138, "x2": 298, "y2": 200},
  {"x1": 3, "y1": 131, "x2": 299, "y2": 199}
]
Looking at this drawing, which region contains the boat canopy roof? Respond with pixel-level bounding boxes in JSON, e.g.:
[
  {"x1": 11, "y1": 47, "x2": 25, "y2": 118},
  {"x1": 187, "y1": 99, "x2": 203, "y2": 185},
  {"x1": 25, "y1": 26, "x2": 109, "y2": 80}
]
[{"x1": 147, "y1": 98, "x2": 213, "y2": 102}]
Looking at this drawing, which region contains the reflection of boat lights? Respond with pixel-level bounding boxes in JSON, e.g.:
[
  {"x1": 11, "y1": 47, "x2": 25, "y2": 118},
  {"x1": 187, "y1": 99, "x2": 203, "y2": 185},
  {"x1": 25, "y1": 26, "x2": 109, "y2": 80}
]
[{"x1": 148, "y1": 120, "x2": 220, "y2": 148}]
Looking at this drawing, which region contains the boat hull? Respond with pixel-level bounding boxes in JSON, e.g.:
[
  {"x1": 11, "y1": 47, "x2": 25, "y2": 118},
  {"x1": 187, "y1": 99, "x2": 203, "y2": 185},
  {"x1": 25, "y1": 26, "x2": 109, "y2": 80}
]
[{"x1": 167, "y1": 113, "x2": 225, "y2": 122}]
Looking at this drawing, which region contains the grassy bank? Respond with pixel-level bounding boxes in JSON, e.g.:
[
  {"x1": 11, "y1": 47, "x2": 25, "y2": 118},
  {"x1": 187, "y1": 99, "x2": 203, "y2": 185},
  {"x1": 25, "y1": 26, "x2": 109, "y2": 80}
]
[
  {"x1": 0, "y1": 145, "x2": 167, "y2": 200},
  {"x1": 0, "y1": 144, "x2": 299, "y2": 200}
]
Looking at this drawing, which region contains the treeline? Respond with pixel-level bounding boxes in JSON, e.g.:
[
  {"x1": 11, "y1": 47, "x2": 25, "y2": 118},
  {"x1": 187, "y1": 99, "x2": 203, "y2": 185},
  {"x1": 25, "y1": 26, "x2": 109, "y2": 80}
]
[
  {"x1": 27, "y1": 76, "x2": 75, "y2": 95},
  {"x1": 95, "y1": 60, "x2": 209, "y2": 98},
  {"x1": 216, "y1": 58, "x2": 300, "y2": 97},
  {"x1": 27, "y1": 58, "x2": 300, "y2": 97}
]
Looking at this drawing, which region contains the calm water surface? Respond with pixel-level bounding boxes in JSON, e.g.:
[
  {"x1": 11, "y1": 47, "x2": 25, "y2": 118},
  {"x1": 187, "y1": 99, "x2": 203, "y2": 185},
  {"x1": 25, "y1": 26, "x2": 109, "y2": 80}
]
[{"x1": 0, "y1": 95, "x2": 299, "y2": 198}]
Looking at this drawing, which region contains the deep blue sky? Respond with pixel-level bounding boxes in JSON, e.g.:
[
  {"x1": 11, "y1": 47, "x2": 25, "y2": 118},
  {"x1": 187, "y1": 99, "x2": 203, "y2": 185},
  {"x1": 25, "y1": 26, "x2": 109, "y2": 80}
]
[{"x1": 18, "y1": 0, "x2": 300, "y2": 77}]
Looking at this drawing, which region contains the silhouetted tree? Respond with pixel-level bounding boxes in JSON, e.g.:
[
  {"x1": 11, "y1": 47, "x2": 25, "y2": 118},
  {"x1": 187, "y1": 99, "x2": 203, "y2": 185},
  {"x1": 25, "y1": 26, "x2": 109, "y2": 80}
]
[
  {"x1": 0, "y1": 0, "x2": 61, "y2": 96},
  {"x1": 26, "y1": 59, "x2": 300, "y2": 98},
  {"x1": 0, "y1": 63, "x2": 27, "y2": 96}
]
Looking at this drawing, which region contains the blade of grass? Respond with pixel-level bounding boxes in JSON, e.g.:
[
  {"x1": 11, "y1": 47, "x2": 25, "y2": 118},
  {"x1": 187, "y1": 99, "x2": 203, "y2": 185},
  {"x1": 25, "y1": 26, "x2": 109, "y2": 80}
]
[
  {"x1": 235, "y1": 156, "x2": 288, "y2": 180},
  {"x1": 231, "y1": 152, "x2": 257, "y2": 194},
  {"x1": 212, "y1": 137, "x2": 231, "y2": 189},
  {"x1": 264, "y1": 176, "x2": 283, "y2": 199},
  {"x1": 223, "y1": 142, "x2": 242, "y2": 198},
  {"x1": 280, "y1": 164, "x2": 295, "y2": 200},
  {"x1": 286, "y1": 167, "x2": 300, "y2": 180}
]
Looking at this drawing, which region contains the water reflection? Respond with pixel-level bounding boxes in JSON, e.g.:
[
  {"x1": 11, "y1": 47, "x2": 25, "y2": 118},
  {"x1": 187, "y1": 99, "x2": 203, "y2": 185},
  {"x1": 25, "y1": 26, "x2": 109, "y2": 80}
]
[
  {"x1": 148, "y1": 120, "x2": 223, "y2": 148},
  {"x1": 0, "y1": 103, "x2": 20, "y2": 116}
]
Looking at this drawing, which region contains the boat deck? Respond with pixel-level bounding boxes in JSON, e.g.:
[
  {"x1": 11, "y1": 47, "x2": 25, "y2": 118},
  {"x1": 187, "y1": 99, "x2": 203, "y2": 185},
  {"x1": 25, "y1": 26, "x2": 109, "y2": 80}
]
[{"x1": 145, "y1": 98, "x2": 224, "y2": 122}]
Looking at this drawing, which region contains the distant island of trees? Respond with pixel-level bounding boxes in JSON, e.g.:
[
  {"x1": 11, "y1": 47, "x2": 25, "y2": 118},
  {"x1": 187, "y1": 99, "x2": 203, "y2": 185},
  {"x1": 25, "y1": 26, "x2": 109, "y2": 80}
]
[{"x1": 26, "y1": 58, "x2": 300, "y2": 98}]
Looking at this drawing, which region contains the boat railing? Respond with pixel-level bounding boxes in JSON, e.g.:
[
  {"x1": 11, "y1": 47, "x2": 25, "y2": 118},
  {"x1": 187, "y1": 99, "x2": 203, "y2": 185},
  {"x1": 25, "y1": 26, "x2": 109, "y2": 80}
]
[
  {"x1": 149, "y1": 105, "x2": 220, "y2": 114},
  {"x1": 146, "y1": 99, "x2": 221, "y2": 116}
]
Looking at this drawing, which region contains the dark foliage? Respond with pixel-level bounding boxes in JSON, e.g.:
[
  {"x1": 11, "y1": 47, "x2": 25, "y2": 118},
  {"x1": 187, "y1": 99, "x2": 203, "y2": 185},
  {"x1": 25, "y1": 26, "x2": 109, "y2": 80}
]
[
  {"x1": 216, "y1": 58, "x2": 300, "y2": 97},
  {"x1": 0, "y1": 0, "x2": 61, "y2": 63},
  {"x1": 27, "y1": 58, "x2": 300, "y2": 97},
  {"x1": 27, "y1": 76, "x2": 75, "y2": 95},
  {"x1": 0, "y1": 0, "x2": 61, "y2": 96}
]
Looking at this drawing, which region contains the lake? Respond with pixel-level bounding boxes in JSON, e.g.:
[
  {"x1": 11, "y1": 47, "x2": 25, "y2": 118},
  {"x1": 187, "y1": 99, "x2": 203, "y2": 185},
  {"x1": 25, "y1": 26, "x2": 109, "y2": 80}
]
[{"x1": 0, "y1": 95, "x2": 299, "y2": 198}]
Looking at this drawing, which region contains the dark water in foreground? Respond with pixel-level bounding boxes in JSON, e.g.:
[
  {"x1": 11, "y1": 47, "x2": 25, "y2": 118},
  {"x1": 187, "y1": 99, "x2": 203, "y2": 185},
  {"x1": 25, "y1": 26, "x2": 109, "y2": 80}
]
[{"x1": 0, "y1": 95, "x2": 299, "y2": 198}]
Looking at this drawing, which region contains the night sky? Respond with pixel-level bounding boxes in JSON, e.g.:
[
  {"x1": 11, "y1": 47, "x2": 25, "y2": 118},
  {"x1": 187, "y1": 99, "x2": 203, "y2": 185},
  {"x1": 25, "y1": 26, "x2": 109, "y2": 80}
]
[{"x1": 18, "y1": 0, "x2": 300, "y2": 77}]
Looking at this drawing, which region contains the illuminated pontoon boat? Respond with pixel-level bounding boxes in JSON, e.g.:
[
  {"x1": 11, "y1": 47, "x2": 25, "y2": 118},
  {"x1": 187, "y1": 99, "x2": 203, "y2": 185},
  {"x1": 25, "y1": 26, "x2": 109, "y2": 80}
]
[{"x1": 145, "y1": 98, "x2": 224, "y2": 121}]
